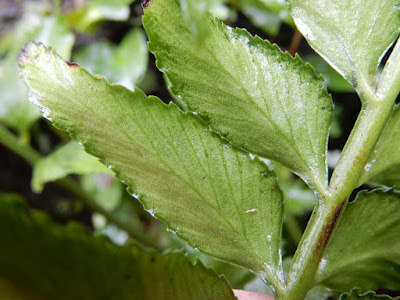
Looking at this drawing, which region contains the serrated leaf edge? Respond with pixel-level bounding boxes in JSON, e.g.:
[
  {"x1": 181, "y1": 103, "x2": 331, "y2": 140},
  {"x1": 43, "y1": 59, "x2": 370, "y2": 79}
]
[{"x1": 18, "y1": 41, "x2": 284, "y2": 276}]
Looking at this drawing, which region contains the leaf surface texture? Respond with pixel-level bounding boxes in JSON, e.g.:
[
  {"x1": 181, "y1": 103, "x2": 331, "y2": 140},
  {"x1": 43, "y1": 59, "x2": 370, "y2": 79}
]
[
  {"x1": 19, "y1": 42, "x2": 284, "y2": 279},
  {"x1": 289, "y1": 0, "x2": 400, "y2": 89},
  {"x1": 143, "y1": 0, "x2": 333, "y2": 192}
]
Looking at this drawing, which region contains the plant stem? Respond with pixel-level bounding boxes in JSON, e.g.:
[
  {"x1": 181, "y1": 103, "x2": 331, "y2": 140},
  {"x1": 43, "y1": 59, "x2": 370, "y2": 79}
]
[
  {"x1": 0, "y1": 125, "x2": 40, "y2": 164},
  {"x1": 330, "y1": 98, "x2": 395, "y2": 197},
  {"x1": 281, "y1": 90, "x2": 396, "y2": 299},
  {"x1": 281, "y1": 197, "x2": 343, "y2": 300},
  {"x1": 0, "y1": 124, "x2": 162, "y2": 251},
  {"x1": 288, "y1": 30, "x2": 302, "y2": 56}
]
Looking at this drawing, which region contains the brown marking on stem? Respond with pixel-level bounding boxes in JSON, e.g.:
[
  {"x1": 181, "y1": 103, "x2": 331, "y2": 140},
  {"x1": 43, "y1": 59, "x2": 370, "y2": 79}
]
[
  {"x1": 288, "y1": 30, "x2": 303, "y2": 56},
  {"x1": 314, "y1": 200, "x2": 346, "y2": 255},
  {"x1": 142, "y1": 0, "x2": 151, "y2": 8},
  {"x1": 65, "y1": 61, "x2": 79, "y2": 68}
]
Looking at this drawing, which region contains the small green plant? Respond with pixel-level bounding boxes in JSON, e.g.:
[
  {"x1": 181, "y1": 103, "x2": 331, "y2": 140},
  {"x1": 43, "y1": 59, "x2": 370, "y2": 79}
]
[{"x1": 2, "y1": 0, "x2": 400, "y2": 299}]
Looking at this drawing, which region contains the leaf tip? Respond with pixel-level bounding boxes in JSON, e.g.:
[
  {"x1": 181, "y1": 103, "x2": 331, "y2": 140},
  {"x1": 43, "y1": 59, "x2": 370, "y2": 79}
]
[{"x1": 17, "y1": 40, "x2": 43, "y2": 68}]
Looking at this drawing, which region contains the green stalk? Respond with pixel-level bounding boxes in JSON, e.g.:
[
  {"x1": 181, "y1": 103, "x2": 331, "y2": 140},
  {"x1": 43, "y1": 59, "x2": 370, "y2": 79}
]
[
  {"x1": 0, "y1": 124, "x2": 162, "y2": 251},
  {"x1": 280, "y1": 87, "x2": 396, "y2": 299},
  {"x1": 0, "y1": 125, "x2": 40, "y2": 164},
  {"x1": 281, "y1": 196, "x2": 342, "y2": 300}
]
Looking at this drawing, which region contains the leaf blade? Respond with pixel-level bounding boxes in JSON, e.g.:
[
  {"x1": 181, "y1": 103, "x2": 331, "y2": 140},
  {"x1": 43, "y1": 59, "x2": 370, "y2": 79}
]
[
  {"x1": 19, "y1": 42, "x2": 285, "y2": 282},
  {"x1": 315, "y1": 189, "x2": 400, "y2": 292},
  {"x1": 143, "y1": 0, "x2": 332, "y2": 192},
  {"x1": 289, "y1": 0, "x2": 400, "y2": 90},
  {"x1": 0, "y1": 194, "x2": 236, "y2": 300}
]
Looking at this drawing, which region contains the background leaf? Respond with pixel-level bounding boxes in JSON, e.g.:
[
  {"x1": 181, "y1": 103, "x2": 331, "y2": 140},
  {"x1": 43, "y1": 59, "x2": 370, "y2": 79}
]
[
  {"x1": 358, "y1": 105, "x2": 400, "y2": 187},
  {"x1": 143, "y1": 0, "x2": 333, "y2": 192},
  {"x1": 305, "y1": 55, "x2": 354, "y2": 93},
  {"x1": 315, "y1": 189, "x2": 400, "y2": 292},
  {"x1": 32, "y1": 141, "x2": 111, "y2": 192},
  {"x1": 230, "y1": 0, "x2": 293, "y2": 36},
  {"x1": 0, "y1": 2, "x2": 74, "y2": 135},
  {"x1": 289, "y1": 0, "x2": 400, "y2": 89},
  {"x1": 19, "y1": 42, "x2": 285, "y2": 284},
  {"x1": 64, "y1": 0, "x2": 135, "y2": 33},
  {"x1": 73, "y1": 28, "x2": 148, "y2": 90},
  {"x1": 0, "y1": 194, "x2": 235, "y2": 300},
  {"x1": 272, "y1": 162, "x2": 315, "y2": 215},
  {"x1": 187, "y1": 249, "x2": 256, "y2": 289}
]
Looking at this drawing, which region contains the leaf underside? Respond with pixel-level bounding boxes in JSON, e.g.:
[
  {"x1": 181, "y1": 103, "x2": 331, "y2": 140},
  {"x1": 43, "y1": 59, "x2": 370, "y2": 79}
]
[
  {"x1": 18, "y1": 41, "x2": 285, "y2": 278},
  {"x1": 0, "y1": 194, "x2": 235, "y2": 300},
  {"x1": 316, "y1": 189, "x2": 400, "y2": 292},
  {"x1": 289, "y1": 0, "x2": 400, "y2": 89},
  {"x1": 143, "y1": 0, "x2": 333, "y2": 192}
]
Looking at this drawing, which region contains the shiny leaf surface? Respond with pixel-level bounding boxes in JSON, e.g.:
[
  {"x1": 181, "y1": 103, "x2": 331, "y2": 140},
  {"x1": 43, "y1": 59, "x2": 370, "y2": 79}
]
[
  {"x1": 19, "y1": 42, "x2": 285, "y2": 280},
  {"x1": 289, "y1": 0, "x2": 400, "y2": 89},
  {"x1": 143, "y1": 0, "x2": 333, "y2": 192}
]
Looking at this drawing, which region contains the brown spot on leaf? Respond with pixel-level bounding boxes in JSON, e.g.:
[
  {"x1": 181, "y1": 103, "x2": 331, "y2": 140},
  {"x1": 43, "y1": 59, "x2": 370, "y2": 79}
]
[
  {"x1": 17, "y1": 47, "x2": 30, "y2": 67},
  {"x1": 142, "y1": 0, "x2": 151, "y2": 8},
  {"x1": 65, "y1": 61, "x2": 79, "y2": 68}
]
